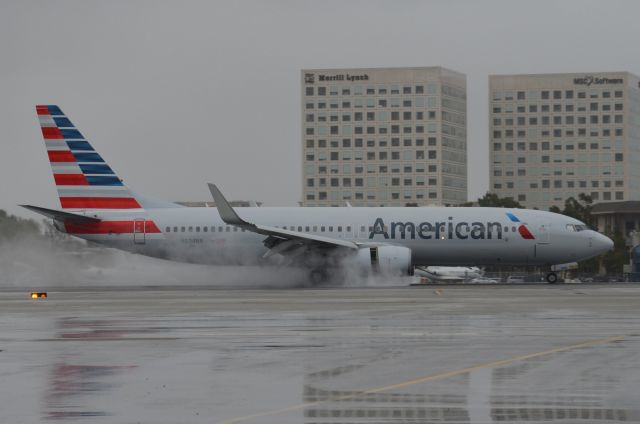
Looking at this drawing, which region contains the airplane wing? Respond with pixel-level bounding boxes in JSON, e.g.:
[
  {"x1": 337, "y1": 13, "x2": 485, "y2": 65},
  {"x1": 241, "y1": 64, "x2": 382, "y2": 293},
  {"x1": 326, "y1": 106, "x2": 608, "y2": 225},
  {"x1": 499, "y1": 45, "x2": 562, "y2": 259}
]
[
  {"x1": 208, "y1": 184, "x2": 358, "y2": 251},
  {"x1": 20, "y1": 205, "x2": 101, "y2": 224}
]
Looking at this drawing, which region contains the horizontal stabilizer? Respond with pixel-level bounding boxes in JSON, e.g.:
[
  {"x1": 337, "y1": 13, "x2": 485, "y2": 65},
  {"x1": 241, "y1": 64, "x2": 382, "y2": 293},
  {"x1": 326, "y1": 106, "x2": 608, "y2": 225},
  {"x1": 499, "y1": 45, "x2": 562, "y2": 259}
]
[{"x1": 20, "y1": 204, "x2": 101, "y2": 224}]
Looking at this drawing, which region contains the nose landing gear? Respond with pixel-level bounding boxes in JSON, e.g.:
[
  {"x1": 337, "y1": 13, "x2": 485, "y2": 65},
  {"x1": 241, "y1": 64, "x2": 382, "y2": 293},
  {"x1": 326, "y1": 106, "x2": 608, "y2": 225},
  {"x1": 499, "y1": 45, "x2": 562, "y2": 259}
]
[{"x1": 546, "y1": 272, "x2": 558, "y2": 284}]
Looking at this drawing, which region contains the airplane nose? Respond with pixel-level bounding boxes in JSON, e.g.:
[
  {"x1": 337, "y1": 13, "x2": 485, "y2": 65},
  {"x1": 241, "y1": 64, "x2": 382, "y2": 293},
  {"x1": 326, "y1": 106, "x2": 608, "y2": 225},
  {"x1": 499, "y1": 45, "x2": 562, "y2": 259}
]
[{"x1": 594, "y1": 233, "x2": 614, "y2": 253}]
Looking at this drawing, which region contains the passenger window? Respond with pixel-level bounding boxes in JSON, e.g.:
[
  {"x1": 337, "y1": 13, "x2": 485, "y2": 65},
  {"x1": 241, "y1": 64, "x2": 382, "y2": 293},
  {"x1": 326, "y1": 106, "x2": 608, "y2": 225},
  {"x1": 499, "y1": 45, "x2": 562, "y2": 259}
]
[
  {"x1": 512, "y1": 226, "x2": 516, "y2": 232},
  {"x1": 361, "y1": 226, "x2": 366, "y2": 233},
  {"x1": 226, "y1": 227, "x2": 230, "y2": 232},
  {"x1": 181, "y1": 227, "x2": 185, "y2": 232},
  {"x1": 211, "y1": 226, "x2": 215, "y2": 232},
  {"x1": 504, "y1": 226, "x2": 509, "y2": 232},
  {"x1": 188, "y1": 226, "x2": 193, "y2": 232},
  {"x1": 233, "y1": 227, "x2": 238, "y2": 232},
  {"x1": 338, "y1": 226, "x2": 342, "y2": 232},
  {"x1": 321, "y1": 226, "x2": 325, "y2": 232},
  {"x1": 347, "y1": 226, "x2": 351, "y2": 232},
  {"x1": 196, "y1": 226, "x2": 200, "y2": 232},
  {"x1": 165, "y1": 227, "x2": 170, "y2": 232},
  {"x1": 298, "y1": 226, "x2": 302, "y2": 231},
  {"x1": 203, "y1": 227, "x2": 208, "y2": 232},
  {"x1": 313, "y1": 226, "x2": 318, "y2": 232},
  {"x1": 290, "y1": 226, "x2": 295, "y2": 231},
  {"x1": 173, "y1": 226, "x2": 178, "y2": 232},
  {"x1": 305, "y1": 226, "x2": 310, "y2": 231},
  {"x1": 218, "y1": 226, "x2": 223, "y2": 232}
]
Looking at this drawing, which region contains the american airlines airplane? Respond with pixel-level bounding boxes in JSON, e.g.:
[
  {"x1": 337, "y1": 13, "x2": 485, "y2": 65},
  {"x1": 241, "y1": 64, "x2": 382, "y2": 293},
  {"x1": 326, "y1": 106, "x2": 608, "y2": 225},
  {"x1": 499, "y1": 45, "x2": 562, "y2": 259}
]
[{"x1": 23, "y1": 105, "x2": 613, "y2": 284}]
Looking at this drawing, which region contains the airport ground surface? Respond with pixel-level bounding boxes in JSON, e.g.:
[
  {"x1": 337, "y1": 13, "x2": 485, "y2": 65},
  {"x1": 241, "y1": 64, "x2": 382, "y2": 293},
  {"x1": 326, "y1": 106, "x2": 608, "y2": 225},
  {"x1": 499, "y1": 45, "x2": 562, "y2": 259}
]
[{"x1": 1, "y1": 284, "x2": 639, "y2": 423}]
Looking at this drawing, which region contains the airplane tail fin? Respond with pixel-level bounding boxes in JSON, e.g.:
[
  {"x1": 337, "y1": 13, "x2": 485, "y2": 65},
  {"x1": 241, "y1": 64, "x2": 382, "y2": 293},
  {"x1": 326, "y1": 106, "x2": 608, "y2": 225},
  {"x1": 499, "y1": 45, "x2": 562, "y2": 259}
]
[{"x1": 36, "y1": 105, "x2": 142, "y2": 210}]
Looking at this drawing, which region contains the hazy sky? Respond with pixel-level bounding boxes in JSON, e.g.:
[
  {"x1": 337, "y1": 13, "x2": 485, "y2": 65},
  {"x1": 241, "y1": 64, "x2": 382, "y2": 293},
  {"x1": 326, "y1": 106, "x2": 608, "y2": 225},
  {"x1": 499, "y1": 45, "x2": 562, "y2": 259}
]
[{"x1": 2, "y1": 0, "x2": 640, "y2": 217}]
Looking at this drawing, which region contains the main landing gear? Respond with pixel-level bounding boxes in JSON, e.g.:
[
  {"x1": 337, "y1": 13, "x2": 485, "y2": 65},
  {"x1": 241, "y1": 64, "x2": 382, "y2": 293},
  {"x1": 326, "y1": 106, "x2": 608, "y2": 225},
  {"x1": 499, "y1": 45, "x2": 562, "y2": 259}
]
[{"x1": 546, "y1": 272, "x2": 558, "y2": 284}]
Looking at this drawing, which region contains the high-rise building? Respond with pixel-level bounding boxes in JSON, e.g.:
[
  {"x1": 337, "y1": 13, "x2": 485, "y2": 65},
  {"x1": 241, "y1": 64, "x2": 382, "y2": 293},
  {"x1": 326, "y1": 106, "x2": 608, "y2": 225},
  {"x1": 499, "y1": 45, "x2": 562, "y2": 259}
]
[
  {"x1": 301, "y1": 67, "x2": 467, "y2": 207},
  {"x1": 489, "y1": 72, "x2": 640, "y2": 210}
]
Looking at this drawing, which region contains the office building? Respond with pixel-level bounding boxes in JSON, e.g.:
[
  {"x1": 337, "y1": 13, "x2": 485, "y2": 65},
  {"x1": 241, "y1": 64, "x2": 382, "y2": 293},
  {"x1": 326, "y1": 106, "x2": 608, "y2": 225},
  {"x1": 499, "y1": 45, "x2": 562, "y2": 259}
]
[
  {"x1": 489, "y1": 72, "x2": 640, "y2": 210},
  {"x1": 301, "y1": 67, "x2": 467, "y2": 206}
]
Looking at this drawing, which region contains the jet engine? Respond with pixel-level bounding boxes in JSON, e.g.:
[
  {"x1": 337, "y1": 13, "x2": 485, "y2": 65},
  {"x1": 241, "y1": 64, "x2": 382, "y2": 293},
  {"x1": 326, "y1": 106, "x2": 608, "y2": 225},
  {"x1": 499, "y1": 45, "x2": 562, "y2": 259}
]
[{"x1": 355, "y1": 246, "x2": 413, "y2": 276}]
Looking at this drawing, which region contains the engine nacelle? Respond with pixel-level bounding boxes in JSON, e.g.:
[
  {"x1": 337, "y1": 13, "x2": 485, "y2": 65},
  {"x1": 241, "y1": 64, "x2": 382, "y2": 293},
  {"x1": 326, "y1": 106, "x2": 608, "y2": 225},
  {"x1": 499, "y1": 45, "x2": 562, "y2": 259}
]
[{"x1": 355, "y1": 246, "x2": 413, "y2": 276}]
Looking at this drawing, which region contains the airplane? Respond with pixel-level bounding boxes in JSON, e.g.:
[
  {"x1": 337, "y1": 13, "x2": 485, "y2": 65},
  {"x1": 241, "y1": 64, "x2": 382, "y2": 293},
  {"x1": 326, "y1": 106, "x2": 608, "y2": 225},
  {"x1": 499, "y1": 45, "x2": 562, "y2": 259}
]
[
  {"x1": 22, "y1": 105, "x2": 614, "y2": 284},
  {"x1": 414, "y1": 266, "x2": 483, "y2": 283}
]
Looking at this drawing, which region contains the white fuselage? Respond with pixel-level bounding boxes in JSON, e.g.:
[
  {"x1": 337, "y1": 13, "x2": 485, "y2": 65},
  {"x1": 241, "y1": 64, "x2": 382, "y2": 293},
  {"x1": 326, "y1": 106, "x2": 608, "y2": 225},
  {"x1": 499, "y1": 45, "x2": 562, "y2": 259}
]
[{"x1": 60, "y1": 206, "x2": 613, "y2": 267}]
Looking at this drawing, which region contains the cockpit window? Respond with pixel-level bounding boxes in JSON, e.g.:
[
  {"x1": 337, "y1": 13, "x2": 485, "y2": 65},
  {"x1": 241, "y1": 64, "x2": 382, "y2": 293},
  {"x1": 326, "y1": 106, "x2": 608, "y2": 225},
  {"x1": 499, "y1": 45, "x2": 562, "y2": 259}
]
[{"x1": 567, "y1": 224, "x2": 589, "y2": 232}]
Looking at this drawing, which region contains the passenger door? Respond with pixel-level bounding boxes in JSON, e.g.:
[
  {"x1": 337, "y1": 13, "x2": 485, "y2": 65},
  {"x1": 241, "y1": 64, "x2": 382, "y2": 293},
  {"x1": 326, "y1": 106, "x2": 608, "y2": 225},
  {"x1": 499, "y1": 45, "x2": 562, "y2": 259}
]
[
  {"x1": 133, "y1": 218, "x2": 146, "y2": 245},
  {"x1": 534, "y1": 223, "x2": 551, "y2": 259}
]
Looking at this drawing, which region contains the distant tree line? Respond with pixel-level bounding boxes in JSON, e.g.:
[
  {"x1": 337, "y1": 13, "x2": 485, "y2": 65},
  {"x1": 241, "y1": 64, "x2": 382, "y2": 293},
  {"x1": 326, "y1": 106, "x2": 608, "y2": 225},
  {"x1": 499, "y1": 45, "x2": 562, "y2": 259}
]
[
  {"x1": 0, "y1": 209, "x2": 41, "y2": 241},
  {"x1": 0, "y1": 209, "x2": 78, "y2": 246}
]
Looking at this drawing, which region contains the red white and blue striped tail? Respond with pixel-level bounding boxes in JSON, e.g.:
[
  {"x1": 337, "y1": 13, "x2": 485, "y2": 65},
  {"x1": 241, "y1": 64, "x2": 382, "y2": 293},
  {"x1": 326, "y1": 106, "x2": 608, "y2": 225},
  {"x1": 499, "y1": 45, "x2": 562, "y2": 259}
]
[{"x1": 36, "y1": 105, "x2": 142, "y2": 210}]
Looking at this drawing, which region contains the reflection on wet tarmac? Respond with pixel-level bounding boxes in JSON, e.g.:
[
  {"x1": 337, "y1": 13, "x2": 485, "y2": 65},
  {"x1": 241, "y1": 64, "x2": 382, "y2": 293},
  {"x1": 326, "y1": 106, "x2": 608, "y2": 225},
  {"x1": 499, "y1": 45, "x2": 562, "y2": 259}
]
[
  {"x1": 302, "y1": 344, "x2": 635, "y2": 423},
  {"x1": 44, "y1": 318, "x2": 138, "y2": 420},
  {"x1": 0, "y1": 286, "x2": 639, "y2": 423},
  {"x1": 46, "y1": 363, "x2": 132, "y2": 420}
]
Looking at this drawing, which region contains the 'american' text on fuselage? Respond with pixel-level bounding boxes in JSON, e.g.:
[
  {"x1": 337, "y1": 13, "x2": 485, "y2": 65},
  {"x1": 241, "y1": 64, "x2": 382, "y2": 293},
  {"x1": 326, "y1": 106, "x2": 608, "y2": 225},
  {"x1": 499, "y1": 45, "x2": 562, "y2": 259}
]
[{"x1": 369, "y1": 217, "x2": 504, "y2": 240}]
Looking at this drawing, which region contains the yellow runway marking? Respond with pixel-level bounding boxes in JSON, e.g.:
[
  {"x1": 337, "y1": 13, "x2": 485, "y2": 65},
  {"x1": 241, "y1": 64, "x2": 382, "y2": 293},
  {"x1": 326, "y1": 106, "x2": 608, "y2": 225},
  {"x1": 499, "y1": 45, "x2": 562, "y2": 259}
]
[{"x1": 218, "y1": 335, "x2": 624, "y2": 424}]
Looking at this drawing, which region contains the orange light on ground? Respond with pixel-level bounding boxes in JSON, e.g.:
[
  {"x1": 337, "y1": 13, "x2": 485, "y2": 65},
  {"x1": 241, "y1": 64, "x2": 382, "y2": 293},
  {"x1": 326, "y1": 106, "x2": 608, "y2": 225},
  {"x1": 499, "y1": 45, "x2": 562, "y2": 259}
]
[{"x1": 30, "y1": 292, "x2": 47, "y2": 299}]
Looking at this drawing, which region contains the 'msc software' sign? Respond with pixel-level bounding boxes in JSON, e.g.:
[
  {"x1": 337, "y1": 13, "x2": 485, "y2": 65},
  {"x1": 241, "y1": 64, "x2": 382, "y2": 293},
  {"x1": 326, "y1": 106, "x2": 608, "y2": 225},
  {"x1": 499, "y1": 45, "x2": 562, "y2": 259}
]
[{"x1": 573, "y1": 76, "x2": 623, "y2": 86}]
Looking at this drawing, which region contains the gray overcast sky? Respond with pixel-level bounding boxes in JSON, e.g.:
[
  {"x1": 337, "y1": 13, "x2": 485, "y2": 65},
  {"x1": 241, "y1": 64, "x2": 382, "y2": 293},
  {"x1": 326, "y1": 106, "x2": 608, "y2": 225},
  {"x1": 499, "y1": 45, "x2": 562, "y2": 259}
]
[{"x1": 2, "y1": 0, "x2": 640, "y2": 217}]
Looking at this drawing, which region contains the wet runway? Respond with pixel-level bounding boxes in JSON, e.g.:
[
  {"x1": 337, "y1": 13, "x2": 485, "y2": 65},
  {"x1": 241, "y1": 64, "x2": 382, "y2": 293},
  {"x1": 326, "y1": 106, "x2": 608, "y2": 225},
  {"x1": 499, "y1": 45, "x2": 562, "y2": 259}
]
[{"x1": 1, "y1": 284, "x2": 639, "y2": 423}]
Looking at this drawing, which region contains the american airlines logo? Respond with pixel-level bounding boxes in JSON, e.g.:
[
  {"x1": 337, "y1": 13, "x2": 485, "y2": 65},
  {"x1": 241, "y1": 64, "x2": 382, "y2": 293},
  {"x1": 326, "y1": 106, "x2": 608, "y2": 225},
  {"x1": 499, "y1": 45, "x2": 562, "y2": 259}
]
[
  {"x1": 368, "y1": 213, "x2": 535, "y2": 240},
  {"x1": 573, "y1": 76, "x2": 624, "y2": 86},
  {"x1": 506, "y1": 212, "x2": 535, "y2": 240}
]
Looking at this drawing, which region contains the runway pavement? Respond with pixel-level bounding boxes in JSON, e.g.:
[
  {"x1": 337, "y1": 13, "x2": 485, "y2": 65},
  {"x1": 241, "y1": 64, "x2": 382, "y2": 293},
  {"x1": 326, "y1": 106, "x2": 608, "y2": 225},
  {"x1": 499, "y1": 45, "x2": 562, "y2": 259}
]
[{"x1": 1, "y1": 284, "x2": 639, "y2": 423}]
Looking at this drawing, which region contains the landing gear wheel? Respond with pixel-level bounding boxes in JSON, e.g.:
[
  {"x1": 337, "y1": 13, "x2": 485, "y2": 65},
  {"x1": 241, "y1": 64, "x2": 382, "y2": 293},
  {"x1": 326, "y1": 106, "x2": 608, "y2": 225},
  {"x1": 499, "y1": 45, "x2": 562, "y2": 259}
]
[
  {"x1": 309, "y1": 269, "x2": 328, "y2": 285},
  {"x1": 546, "y1": 272, "x2": 558, "y2": 284}
]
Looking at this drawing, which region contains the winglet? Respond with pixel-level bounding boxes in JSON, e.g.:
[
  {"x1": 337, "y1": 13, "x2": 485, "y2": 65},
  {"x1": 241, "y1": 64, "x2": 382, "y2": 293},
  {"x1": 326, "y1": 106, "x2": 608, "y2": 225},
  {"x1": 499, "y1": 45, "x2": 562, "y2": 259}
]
[
  {"x1": 207, "y1": 184, "x2": 358, "y2": 249},
  {"x1": 208, "y1": 184, "x2": 252, "y2": 227}
]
